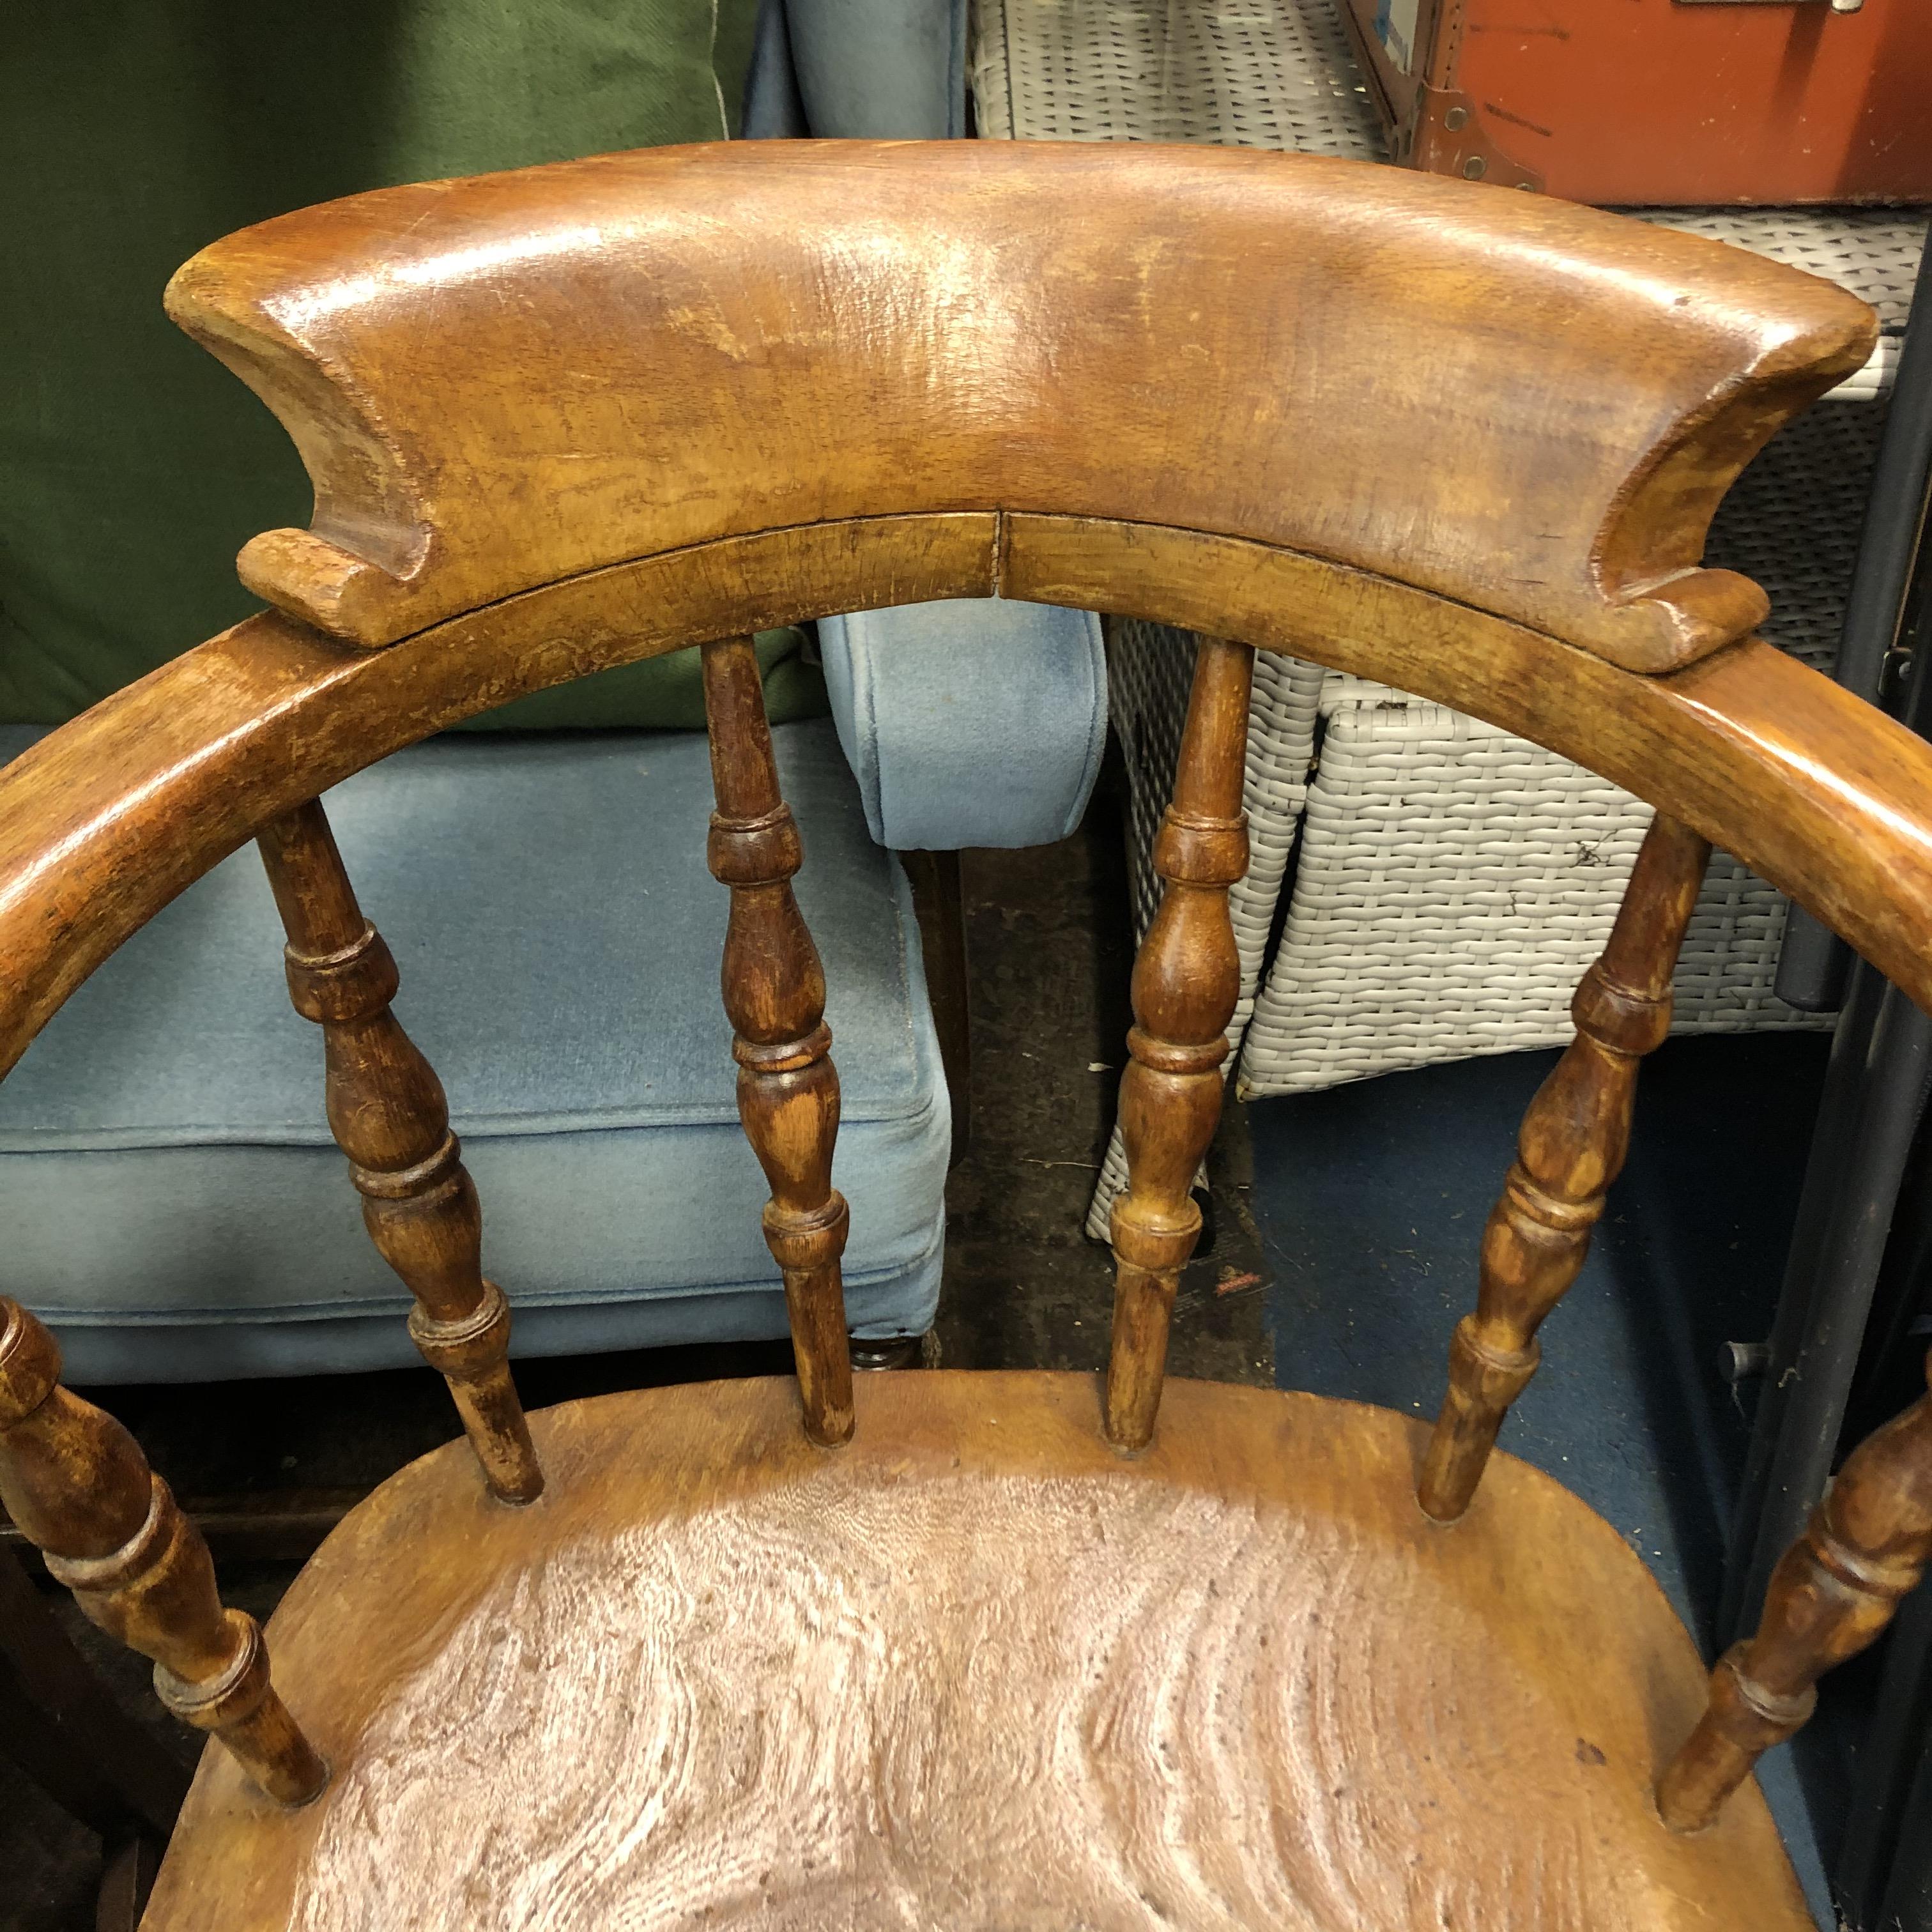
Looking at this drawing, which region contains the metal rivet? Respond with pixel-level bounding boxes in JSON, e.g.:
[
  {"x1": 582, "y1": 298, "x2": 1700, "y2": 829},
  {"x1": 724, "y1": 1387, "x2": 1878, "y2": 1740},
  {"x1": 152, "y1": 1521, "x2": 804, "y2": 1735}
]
[
  {"x1": 1462, "y1": 155, "x2": 1487, "y2": 180},
  {"x1": 1443, "y1": 105, "x2": 1468, "y2": 131}
]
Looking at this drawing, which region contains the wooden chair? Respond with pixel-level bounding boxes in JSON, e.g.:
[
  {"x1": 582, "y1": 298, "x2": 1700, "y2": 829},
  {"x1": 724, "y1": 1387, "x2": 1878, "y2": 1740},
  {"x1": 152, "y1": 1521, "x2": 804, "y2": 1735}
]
[{"x1": 0, "y1": 140, "x2": 1926, "y2": 1928}]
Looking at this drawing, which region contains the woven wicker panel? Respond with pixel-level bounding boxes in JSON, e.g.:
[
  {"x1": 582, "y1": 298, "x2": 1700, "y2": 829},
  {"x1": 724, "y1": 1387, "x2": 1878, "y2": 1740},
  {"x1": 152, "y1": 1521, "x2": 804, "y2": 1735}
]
[
  {"x1": 1238, "y1": 401, "x2": 1877, "y2": 1096},
  {"x1": 1239, "y1": 707, "x2": 1825, "y2": 1098},
  {"x1": 976, "y1": 0, "x2": 1905, "y2": 1206}
]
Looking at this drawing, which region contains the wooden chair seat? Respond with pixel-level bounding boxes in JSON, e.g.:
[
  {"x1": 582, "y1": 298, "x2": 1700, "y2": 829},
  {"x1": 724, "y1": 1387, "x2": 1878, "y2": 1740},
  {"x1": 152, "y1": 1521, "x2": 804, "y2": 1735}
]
[{"x1": 141, "y1": 1372, "x2": 1811, "y2": 1931}]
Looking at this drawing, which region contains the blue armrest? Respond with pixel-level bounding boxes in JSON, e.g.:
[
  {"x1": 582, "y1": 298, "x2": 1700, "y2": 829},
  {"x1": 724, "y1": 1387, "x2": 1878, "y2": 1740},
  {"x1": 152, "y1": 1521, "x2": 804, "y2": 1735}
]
[{"x1": 820, "y1": 598, "x2": 1108, "y2": 852}]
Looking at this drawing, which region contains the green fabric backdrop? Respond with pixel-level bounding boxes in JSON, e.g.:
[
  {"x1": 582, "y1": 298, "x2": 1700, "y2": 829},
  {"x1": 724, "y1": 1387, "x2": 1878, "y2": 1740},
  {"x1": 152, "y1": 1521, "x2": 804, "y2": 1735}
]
[{"x1": 0, "y1": 1, "x2": 822, "y2": 730}]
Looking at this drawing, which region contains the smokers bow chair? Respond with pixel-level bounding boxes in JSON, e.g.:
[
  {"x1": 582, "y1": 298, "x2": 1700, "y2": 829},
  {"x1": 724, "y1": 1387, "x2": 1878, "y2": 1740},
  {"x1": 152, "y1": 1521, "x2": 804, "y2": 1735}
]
[{"x1": 0, "y1": 142, "x2": 1925, "y2": 1930}]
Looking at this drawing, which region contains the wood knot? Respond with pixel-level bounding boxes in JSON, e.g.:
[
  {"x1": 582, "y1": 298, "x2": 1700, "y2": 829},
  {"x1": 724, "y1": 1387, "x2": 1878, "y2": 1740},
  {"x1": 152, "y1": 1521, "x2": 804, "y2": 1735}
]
[
  {"x1": 1153, "y1": 809, "x2": 1249, "y2": 887},
  {"x1": 1807, "y1": 1515, "x2": 1927, "y2": 1602},
  {"x1": 1125, "y1": 1025, "x2": 1230, "y2": 1077},
  {"x1": 708, "y1": 806, "x2": 802, "y2": 885},
  {"x1": 353, "y1": 1130, "x2": 464, "y2": 1203},
  {"x1": 1711, "y1": 1642, "x2": 1815, "y2": 1741},
  {"x1": 0, "y1": 1298, "x2": 61, "y2": 1424},
  {"x1": 284, "y1": 923, "x2": 399, "y2": 1023},
  {"x1": 45, "y1": 1473, "x2": 176, "y2": 1595},
  {"x1": 1110, "y1": 1193, "x2": 1204, "y2": 1274},
  {"x1": 1446, "y1": 1316, "x2": 1540, "y2": 1407},
  {"x1": 1499, "y1": 1165, "x2": 1604, "y2": 1237},
  {"x1": 733, "y1": 1022, "x2": 833, "y2": 1075}
]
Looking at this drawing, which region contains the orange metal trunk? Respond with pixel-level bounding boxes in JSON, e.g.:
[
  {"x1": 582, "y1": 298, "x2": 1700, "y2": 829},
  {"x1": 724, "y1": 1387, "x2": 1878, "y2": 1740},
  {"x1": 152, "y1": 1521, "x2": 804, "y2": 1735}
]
[{"x1": 1341, "y1": 0, "x2": 1932, "y2": 206}]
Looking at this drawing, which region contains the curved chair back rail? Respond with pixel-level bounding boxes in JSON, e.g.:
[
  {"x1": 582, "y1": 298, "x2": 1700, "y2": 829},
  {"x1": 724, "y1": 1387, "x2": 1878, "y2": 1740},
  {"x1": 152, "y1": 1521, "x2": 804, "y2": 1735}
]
[
  {"x1": 164, "y1": 141, "x2": 1871, "y2": 670},
  {"x1": 0, "y1": 142, "x2": 1926, "y2": 1860}
]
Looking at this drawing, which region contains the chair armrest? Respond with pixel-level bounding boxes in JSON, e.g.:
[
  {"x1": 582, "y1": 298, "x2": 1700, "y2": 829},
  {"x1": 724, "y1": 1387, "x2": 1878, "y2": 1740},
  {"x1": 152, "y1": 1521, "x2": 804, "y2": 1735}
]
[{"x1": 819, "y1": 599, "x2": 1108, "y2": 851}]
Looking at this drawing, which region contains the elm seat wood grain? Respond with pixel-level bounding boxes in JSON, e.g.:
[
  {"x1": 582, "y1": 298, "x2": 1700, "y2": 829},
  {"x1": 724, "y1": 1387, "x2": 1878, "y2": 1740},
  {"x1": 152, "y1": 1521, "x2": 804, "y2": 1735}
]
[
  {"x1": 0, "y1": 139, "x2": 1924, "y2": 1925},
  {"x1": 136, "y1": 1373, "x2": 1816, "y2": 1932}
]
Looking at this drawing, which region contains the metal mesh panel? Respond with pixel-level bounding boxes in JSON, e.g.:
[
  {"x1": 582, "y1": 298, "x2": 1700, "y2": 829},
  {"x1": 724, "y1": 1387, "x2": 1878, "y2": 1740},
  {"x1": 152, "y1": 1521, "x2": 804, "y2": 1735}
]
[{"x1": 974, "y1": 0, "x2": 1382, "y2": 154}]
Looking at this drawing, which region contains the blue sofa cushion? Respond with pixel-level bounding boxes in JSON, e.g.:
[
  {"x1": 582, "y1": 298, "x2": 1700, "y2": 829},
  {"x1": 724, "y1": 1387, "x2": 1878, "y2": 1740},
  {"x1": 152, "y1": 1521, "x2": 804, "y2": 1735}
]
[
  {"x1": 0, "y1": 720, "x2": 947, "y2": 1382},
  {"x1": 820, "y1": 598, "x2": 1108, "y2": 850}
]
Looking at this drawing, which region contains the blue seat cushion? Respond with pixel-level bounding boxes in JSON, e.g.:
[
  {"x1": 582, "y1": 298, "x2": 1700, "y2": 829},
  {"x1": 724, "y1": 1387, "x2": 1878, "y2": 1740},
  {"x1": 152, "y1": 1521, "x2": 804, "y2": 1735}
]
[{"x1": 0, "y1": 720, "x2": 947, "y2": 1383}]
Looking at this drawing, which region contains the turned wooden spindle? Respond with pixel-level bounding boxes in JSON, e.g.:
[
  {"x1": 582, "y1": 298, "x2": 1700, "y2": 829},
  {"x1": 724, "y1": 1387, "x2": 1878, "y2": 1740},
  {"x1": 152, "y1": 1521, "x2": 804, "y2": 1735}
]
[
  {"x1": 1659, "y1": 1347, "x2": 1932, "y2": 1832},
  {"x1": 1418, "y1": 813, "x2": 1710, "y2": 1522},
  {"x1": 1105, "y1": 634, "x2": 1254, "y2": 1452},
  {"x1": 702, "y1": 634, "x2": 854, "y2": 1448},
  {"x1": 0, "y1": 1298, "x2": 326, "y2": 1804},
  {"x1": 257, "y1": 802, "x2": 542, "y2": 1505}
]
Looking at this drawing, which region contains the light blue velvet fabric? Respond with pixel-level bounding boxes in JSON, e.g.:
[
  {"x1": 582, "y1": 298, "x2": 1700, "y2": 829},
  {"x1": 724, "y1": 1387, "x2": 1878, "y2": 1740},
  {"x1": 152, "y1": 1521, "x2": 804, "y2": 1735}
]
[
  {"x1": 0, "y1": 721, "x2": 947, "y2": 1383},
  {"x1": 820, "y1": 598, "x2": 1108, "y2": 850},
  {"x1": 742, "y1": 0, "x2": 966, "y2": 138}
]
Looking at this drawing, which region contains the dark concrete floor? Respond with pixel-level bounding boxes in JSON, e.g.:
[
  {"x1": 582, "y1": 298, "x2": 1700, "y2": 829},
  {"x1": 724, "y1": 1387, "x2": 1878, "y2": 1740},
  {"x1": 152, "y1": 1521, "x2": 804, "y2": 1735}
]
[{"x1": 0, "y1": 789, "x2": 1271, "y2": 1931}]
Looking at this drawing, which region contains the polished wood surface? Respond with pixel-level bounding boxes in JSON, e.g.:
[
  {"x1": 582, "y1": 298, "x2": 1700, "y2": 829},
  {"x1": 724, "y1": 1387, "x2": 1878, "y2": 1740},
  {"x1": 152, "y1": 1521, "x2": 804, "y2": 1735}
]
[
  {"x1": 1420, "y1": 813, "x2": 1711, "y2": 1521},
  {"x1": 0, "y1": 1302, "x2": 323, "y2": 1806},
  {"x1": 701, "y1": 634, "x2": 854, "y2": 1446},
  {"x1": 19, "y1": 518, "x2": 1932, "y2": 1095},
  {"x1": 257, "y1": 803, "x2": 542, "y2": 1505},
  {"x1": 165, "y1": 143, "x2": 1868, "y2": 671},
  {"x1": 1660, "y1": 1344, "x2": 1932, "y2": 1831},
  {"x1": 1106, "y1": 636, "x2": 1252, "y2": 1450},
  {"x1": 0, "y1": 141, "x2": 1922, "y2": 1905},
  {"x1": 137, "y1": 1372, "x2": 1813, "y2": 1931}
]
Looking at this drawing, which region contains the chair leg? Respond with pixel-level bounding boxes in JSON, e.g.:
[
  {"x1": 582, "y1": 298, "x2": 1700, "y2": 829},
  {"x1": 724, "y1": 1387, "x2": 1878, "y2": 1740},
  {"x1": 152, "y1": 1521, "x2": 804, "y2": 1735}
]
[
  {"x1": 257, "y1": 802, "x2": 543, "y2": 1507},
  {"x1": 95, "y1": 1832, "x2": 164, "y2": 1932},
  {"x1": 1659, "y1": 1346, "x2": 1932, "y2": 1832},
  {"x1": 1105, "y1": 634, "x2": 1252, "y2": 1452},
  {"x1": 704, "y1": 634, "x2": 855, "y2": 1448},
  {"x1": 901, "y1": 848, "x2": 973, "y2": 1166},
  {"x1": 0, "y1": 1301, "x2": 325, "y2": 1807},
  {"x1": 848, "y1": 1333, "x2": 929, "y2": 1372}
]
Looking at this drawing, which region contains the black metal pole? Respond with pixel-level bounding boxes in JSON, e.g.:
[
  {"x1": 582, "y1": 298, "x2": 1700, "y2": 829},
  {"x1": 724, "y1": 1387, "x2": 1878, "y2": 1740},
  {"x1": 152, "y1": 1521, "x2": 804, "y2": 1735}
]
[
  {"x1": 1839, "y1": 1580, "x2": 1932, "y2": 1929},
  {"x1": 1724, "y1": 980, "x2": 1932, "y2": 1641},
  {"x1": 1874, "y1": 1730, "x2": 1932, "y2": 1932},
  {"x1": 1777, "y1": 240, "x2": 1932, "y2": 1011}
]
